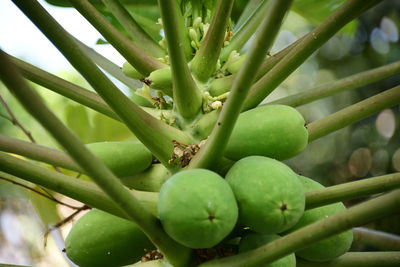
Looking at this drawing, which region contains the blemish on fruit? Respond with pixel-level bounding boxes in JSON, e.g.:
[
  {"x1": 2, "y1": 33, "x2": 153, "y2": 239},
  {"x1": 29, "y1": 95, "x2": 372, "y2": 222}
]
[
  {"x1": 208, "y1": 214, "x2": 215, "y2": 221},
  {"x1": 280, "y1": 204, "x2": 287, "y2": 211}
]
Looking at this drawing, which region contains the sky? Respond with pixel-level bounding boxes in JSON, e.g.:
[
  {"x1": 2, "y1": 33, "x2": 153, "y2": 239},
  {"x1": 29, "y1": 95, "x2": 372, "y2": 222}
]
[{"x1": 0, "y1": 0, "x2": 125, "y2": 73}]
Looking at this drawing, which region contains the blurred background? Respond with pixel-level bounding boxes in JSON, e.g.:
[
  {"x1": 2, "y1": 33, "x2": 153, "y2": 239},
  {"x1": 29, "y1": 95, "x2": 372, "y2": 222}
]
[{"x1": 0, "y1": 0, "x2": 399, "y2": 266}]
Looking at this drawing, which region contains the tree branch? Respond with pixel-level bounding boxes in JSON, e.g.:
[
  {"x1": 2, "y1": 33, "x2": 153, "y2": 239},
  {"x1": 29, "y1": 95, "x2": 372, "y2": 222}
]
[
  {"x1": 189, "y1": 0, "x2": 293, "y2": 169},
  {"x1": 307, "y1": 85, "x2": 400, "y2": 142},
  {"x1": 200, "y1": 189, "x2": 400, "y2": 266},
  {"x1": 157, "y1": 0, "x2": 203, "y2": 120}
]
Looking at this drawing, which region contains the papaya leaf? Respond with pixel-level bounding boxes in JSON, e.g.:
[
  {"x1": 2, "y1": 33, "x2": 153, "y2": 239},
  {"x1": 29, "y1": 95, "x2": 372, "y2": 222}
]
[{"x1": 292, "y1": 0, "x2": 357, "y2": 34}]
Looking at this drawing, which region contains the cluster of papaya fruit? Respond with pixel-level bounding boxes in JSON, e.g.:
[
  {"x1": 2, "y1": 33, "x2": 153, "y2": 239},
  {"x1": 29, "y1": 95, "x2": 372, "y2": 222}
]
[{"x1": 64, "y1": 103, "x2": 353, "y2": 266}]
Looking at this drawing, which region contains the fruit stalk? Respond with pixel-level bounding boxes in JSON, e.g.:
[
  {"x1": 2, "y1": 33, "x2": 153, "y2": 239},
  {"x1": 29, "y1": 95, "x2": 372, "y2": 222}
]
[{"x1": 200, "y1": 189, "x2": 400, "y2": 266}]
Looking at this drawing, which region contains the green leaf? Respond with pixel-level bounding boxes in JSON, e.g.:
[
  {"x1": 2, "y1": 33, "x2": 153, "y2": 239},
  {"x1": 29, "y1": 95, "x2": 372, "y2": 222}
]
[
  {"x1": 64, "y1": 103, "x2": 92, "y2": 143},
  {"x1": 30, "y1": 186, "x2": 61, "y2": 226},
  {"x1": 90, "y1": 112, "x2": 135, "y2": 142},
  {"x1": 292, "y1": 0, "x2": 357, "y2": 34}
]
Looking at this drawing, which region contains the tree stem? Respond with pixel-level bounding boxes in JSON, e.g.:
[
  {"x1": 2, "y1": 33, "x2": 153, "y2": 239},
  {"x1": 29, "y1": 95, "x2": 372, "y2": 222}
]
[
  {"x1": 353, "y1": 227, "x2": 400, "y2": 251},
  {"x1": 296, "y1": 252, "x2": 400, "y2": 267},
  {"x1": 269, "y1": 60, "x2": 400, "y2": 107},
  {"x1": 101, "y1": 0, "x2": 166, "y2": 58},
  {"x1": 200, "y1": 189, "x2": 400, "y2": 266},
  {"x1": 0, "y1": 154, "x2": 157, "y2": 218},
  {"x1": 190, "y1": 0, "x2": 235, "y2": 81},
  {"x1": 307, "y1": 85, "x2": 400, "y2": 142},
  {"x1": 0, "y1": 134, "x2": 81, "y2": 173},
  {"x1": 11, "y1": 0, "x2": 191, "y2": 167},
  {"x1": 243, "y1": 0, "x2": 382, "y2": 110},
  {"x1": 68, "y1": 0, "x2": 165, "y2": 76},
  {"x1": 305, "y1": 172, "x2": 400, "y2": 209},
  {"x1": 0, "y1": 49, "x2": 192, "y2": 267},
  {"x1": 158, "y1": 0, "x2": 203, "y2": 120},
  {"x1": 189, "y1": 0, "x2": 293, "y2": 169},
  {"x1": 220, "y1": 0, "x2": 270, "y2": 61}
]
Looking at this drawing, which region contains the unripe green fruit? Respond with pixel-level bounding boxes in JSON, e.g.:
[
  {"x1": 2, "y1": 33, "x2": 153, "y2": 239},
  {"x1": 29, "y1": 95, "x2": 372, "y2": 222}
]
[
  {"x1": 239, "y1": 232, "x2": 296, "y2": 267},
  {"x1": 158, "y1": 169, "x2": 238, "y2": 249},
  {"x1": 226, "y1": 54, "x2": 245, "y2": 74},
  {"x1": 225, "y1": 105, "x2": 308, "y2": 161},
  {"x1": 226, "y1": 156, "x2": 305, "y2": 234},
  {"x1": 122, "y1": 61, "x2": 145, "y2": 80},
  {"x1": 209, "y1": 75, "x2": 233, "y2": 96},
  {"x1": 285, "y1": 176, "x2": 353, "y2": 262},
  {"x1": 65, "y1": 209, "x2": 155, "y2": 267},
  {"x1": 148, "y1": 67, "x2": 173, "y2": 96},
  {"x1": 86, "y1": 141, "x2": 152, "y2": 177}
]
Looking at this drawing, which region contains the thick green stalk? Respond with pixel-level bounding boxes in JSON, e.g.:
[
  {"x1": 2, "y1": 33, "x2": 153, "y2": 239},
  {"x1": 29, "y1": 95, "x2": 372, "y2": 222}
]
[
  {"x1": 297, "y1": 252, "x2": 400, "y2": 267},
  {"x1": 10, "y1": 55, "x2": 120, "y2": 121},
  {"x1": 306, "y1": 172, "x2": 400, "y2": 209},
  {"x1": 189, "y1": 0, "x2": 293, "y2": 169},
  {"x1": 307, "y1": 85, "x2": 400, "y2": 142},
  {"x1": 269, "y1": 60, "x2": 400, "y2": 107},
  {"x1": 190, "y1": 0, "x2": 235, "y2": 81},
  {"x1": 0, "y1": 154, "x2": 158, "y2": 218},
  {"x1": 0, "y1": 134, "x2": 81, "y2": 173},
  {"x1": 0, "y1": 50, "x2": 192, "y2": 266},
  {"x1": 220, "y1": 0, "x2": 270, "y2": 61},
  {"x1": 157, "y1": 0, "x2": 202, "y2": 120},
  {"x1": 73, "y1": 37, "x2": 142, "y2": 90},
  {"x1": 11, "y1": 56, "x2": 169, "y2": 120},
  {"x1": 67, "y1": 0, "x2": 165, "y2": 76},
  {"x1": 353, "y1": 227, "x2": 400, "y2": 251},
  {"x1": 210, "y1": 35, "x2": 304, "y2": 97},
  {"x1": 233, "y1": 0, "x2": 263, "y2": 31},
  {"x1": 200, "y1": 189, "x2": 400, "y2": 266},
  {"x1": 101, "y1": 0, "x2": 166, "y2": 58},
  {"x1": 243, "y1": 0, "x2": 382, "y2": 110},
  {"x1": 12, "y1": 0, "x2": 191, "y2": 167}
]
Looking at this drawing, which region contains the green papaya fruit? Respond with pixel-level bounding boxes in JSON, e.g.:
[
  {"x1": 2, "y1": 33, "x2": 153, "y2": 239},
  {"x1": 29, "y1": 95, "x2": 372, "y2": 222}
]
[
  {"x1": 225, "y1": 105, "x2": 308, "y2": 161},
  {"x1": 158, "y1": 169, "x2": 238, "y2": 249},
  {"x1": 86, "y1": 141, "x2": 153, "y2": 177},
  {"x1": 65, "y1": 209, "x2": 155, "y2": 267},
  {"x1": 148, "y1": 67, "x2": 173, "y2": 96},
  {"x1": 226, "y1": 54, "x2": 246, "y2": 74},
  {"x1": 284, "y1": 176, "x2": 353, "y2": 262},
  {"x1": 225, "y1": 156, "x2": 305, "y2": 234},
  {"x1": 123, "y1": 61, "x2": 145, "y2": 80},
  {"x1": 209, "y1": 75, "x2": 234, "y2": 96},
  {"x1": 239, "y1": 232, "x2": 296, "y2": 267}
]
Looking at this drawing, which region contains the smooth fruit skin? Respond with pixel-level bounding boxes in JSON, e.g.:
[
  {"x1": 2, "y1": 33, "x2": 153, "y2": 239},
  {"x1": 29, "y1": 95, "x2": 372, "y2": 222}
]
[
  {"x1": 285, "y1": 176, "x2": 353, "y2": 262},
  {"x1": 225, "y1": 105, "x2": 308, "y2": 161},
  {"x1": 86, "y1": 140, "x2": 153, "y2": 177},
  {"x1": 239, "y1": 232, "x2": 296, "y2": 267},
  {"x1": 157, "y1": 169, "x2": 238, "y2": 249},
  {"x1": 225, "y1": 156, "x2": 305, "y2": 234},
  {"x1": 65, "y1": 209, "x2": 155, "y2": 267}
]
